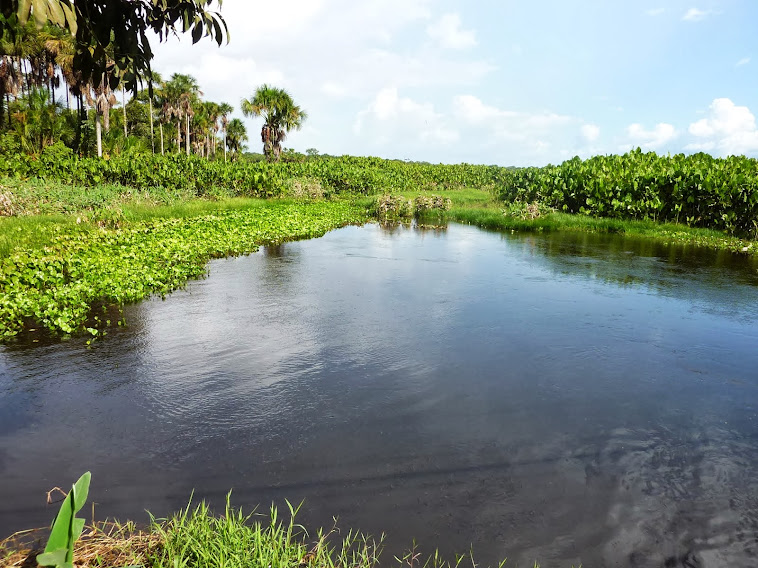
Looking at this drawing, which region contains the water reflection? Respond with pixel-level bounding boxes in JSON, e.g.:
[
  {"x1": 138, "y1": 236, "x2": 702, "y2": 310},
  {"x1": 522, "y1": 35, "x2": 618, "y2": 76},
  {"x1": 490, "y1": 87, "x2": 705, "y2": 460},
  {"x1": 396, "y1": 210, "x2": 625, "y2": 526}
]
[{"x1": 1, "y1": 223, "x2": 757, "y2": 568}]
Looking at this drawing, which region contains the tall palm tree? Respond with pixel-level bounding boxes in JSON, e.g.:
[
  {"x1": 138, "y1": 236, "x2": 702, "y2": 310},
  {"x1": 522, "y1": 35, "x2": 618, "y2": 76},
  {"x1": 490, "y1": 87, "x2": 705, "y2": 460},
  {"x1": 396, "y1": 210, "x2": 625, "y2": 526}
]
[
  {"x1": 225, "y1": 117, "x2": 247, "y2": 159},
  {"x1": 83, "y1": 63, "x2": 116, "y2": 157},
  {"x1": 241, "y1": 85, "x2": 307, "y2": 162},
  {"x1": 139, "y1": 70, "x2": 163, "y2": 153},
  {"x1": 218, "y1": 102, "x2": 232, "y2": 163},
  {"x1": 163, "y1": 73, "x2": 200, "y2": 155}
]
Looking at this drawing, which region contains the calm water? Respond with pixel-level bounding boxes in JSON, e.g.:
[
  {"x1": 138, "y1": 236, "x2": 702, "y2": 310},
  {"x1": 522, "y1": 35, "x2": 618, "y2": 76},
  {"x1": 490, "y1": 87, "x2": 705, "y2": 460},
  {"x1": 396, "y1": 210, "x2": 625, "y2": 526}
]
[{"x1": 2, "y1": 223, "x2": 758, "y2": 568}]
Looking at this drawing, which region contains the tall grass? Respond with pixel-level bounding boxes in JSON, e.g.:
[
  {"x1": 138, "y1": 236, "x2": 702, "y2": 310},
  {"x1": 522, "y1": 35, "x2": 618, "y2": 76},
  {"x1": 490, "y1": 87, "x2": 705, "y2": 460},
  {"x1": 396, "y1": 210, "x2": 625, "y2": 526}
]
[
  {"x1": 148, "y1": 497, "x2": 383, "y2": 568},
  {"x1": 1, "y1": 496, "x2": 549, "y2": 568}
]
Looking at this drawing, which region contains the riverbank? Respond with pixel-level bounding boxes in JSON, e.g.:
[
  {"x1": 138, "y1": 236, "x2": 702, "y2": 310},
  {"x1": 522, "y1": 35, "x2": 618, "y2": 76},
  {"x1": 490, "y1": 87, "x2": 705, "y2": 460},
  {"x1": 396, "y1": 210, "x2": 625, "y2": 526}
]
[
  {"x1": 2, "y1": 179, "x2": 756, "y2": 341},
  {"x1": 0, "y1": 498, "x2": 517, "y2": 568},
  {"x1": 0, "y1": 195, "x2": 368, "y2": 340},
  {"x1": 357, "y1": 189, "x2": 757, "y2": 256}
]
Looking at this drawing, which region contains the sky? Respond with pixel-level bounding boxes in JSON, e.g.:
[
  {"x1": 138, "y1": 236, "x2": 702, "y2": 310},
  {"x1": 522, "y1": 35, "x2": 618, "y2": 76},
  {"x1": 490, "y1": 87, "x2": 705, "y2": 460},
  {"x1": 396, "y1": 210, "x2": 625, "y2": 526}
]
[{"x1": 149, "y1": 0, "x2": 758, "y2": 166}]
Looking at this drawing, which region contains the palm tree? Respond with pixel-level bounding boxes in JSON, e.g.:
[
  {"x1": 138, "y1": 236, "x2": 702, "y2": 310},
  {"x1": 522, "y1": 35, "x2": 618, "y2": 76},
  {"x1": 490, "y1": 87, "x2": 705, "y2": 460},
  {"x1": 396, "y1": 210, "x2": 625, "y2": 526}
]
[
  {"x1": 225, "y1": 117, "x2": 247, "y2": 159},
  {"x1": 218, "y1": 102, "x2": 232, "y2": 162},
  {"x1": 163, "y1": 73, "x2": 200, "y2": 155},
  {"x1": 138, "y1": 70, "x2": 163, "y2": 153},
  {"x1": 83, "y1": 63, "x2": 116, "y2": 157},
  {"x1": 241, "y1": 85, "x2": 307, "y2": 162}
]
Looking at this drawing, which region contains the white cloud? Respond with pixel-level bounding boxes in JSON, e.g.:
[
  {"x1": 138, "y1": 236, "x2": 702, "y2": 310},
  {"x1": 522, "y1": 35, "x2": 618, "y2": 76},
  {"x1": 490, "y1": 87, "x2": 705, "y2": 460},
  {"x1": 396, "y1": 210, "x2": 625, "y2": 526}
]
[
  {"x1": 687, "y1": 98, "x2": 758, "y2": 155},
  {"x1": 321, "y1": 82, "x2": 348, "y2": 98},
  {"x1": 148, "y1": 0, "x2": 494, "y2": 159},
  {"x1": 581, "y1": 124, "x2": 600, "y2": 143},
  {"x1": 448, "y1": 95, "x2": 582, "y2": 163},
  {"x1": 646, "y1": 8, "x2": 665, "y2": 16},
  {"x1": 682, "y1": 8, "x2": 712, "y2": 21},
  {"x1": 426, "y1": 13, "x2": 477, "y2": 49},
  {"x1": 626, "y1": 123, "x2": 677, "y2": 149},
  {"x1": 454, "y1": 95, "x2": 516, "y2": 123},
  {"x1": 736, "y1": 57, "x2": 751, "y2": 67},
  {"x1": 354, "y1": 88, "x2": 459, "y2": 145},
  {"x1": 453, "y1": 95, "x2": 572, "y2": 133}
]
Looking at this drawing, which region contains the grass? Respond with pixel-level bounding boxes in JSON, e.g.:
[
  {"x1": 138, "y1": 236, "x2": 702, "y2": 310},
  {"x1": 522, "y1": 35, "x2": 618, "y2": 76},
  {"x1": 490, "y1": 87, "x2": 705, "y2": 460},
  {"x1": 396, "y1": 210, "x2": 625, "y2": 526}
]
[
  {"x1": 1, "y1": 179, "x2": 754, "y2": 340},
  {"x1": 356, "y1": 187, "x2": 757, "y2": 255},
  {"x1": 0, "y1": 497, "x2": 541, "y2": 568},
  {"x1": 448, "y1": 206, "x2": 757, "y2": 255}
]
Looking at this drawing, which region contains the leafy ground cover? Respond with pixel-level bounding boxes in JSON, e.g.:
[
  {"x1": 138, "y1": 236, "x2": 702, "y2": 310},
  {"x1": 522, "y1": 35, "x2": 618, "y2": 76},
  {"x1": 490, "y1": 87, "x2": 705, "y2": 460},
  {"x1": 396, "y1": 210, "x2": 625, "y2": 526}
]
[
  {"x1": 0, "y1": 200, "x2": 367, "y2": 340},
  {"x1": 1, "y1": 171, "x2": 756, "y2": 342}
]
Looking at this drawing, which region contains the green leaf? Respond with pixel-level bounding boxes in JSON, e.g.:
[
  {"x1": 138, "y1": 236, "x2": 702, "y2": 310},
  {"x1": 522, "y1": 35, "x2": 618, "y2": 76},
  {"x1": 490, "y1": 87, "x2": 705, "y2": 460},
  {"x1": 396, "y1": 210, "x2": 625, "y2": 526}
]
[
  {"x1": 17, "y1": 0, "x2": 32, "y2": 24},
  {"x1": 31, "y1": 0, "x2": 48, "y2": 27},
  {"x1": 36, "y1": 548, "x2": 68, "y2": 567}
]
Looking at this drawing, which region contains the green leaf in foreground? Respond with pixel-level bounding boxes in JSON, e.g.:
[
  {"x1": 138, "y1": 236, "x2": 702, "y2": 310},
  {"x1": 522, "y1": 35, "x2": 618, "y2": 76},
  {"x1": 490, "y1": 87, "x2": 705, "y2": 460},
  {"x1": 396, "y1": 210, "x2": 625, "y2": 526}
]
[{"x1": 37, "y1": 471, "x2": 91, "y2": 568}]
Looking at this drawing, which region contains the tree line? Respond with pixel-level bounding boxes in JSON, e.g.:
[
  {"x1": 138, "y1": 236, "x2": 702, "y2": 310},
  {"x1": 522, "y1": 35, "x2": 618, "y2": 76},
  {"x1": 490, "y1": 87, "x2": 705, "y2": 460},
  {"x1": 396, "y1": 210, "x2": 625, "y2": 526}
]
[{"x1": 1, "y1": 2, "x2": 307, "y2": 162}]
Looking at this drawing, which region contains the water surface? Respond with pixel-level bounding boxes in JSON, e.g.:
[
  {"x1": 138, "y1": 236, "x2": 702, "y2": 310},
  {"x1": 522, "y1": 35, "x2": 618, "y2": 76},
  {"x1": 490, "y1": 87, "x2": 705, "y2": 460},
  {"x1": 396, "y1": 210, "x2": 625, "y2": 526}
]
[{"x1": 2, "y1": 223, "x2": 758, "y2": 568}]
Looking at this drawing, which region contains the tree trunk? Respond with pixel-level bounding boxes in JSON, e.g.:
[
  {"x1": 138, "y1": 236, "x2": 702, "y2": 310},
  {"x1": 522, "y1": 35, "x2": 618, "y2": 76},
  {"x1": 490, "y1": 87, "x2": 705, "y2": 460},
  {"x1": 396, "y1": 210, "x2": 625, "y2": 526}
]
[
  {"x1": 122, "y1": 88, "x2": 127, "y2": 138},
  {"x1": 96, "y1": 112, "x2": 103, "y2": 157},
  {"x1": 176, "y1": 119, "x2": 181, "y2": 152},
  {"x1": 160, "y1": 122, "x2": 164, "y2": 155},
  {"x1": 185, "y1": 114, "x2": 190, "y2": 156},
  {"x1": 224, "y1": 130, "x2": 227, "y2": 163},
  {"x1": 103, "y1": 101, "x2": 110, "y2": 133},
  {"x1": 0, "y1": 82, "x2": 5, "y2": 129},
  {"x1": 149, "y1": 98, "x2": 155, "y2": 152},
  {"x1": 74, "y1": 93, "x2": 84, "y2": 154}
]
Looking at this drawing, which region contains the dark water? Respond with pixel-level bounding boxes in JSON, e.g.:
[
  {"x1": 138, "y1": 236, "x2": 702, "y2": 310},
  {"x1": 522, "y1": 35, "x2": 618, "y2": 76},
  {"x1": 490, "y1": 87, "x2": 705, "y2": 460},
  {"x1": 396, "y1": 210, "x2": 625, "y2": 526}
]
[{"x1": 2, "y1": 223, "x2": 758, "y2": 567}]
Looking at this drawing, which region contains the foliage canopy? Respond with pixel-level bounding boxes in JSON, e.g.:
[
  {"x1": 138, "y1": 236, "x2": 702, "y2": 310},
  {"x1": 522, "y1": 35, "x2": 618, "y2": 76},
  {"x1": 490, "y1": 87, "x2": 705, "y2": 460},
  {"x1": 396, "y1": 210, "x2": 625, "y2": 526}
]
[{"x1": 1, "y1": 0, "x2": 228, "y2": 90}]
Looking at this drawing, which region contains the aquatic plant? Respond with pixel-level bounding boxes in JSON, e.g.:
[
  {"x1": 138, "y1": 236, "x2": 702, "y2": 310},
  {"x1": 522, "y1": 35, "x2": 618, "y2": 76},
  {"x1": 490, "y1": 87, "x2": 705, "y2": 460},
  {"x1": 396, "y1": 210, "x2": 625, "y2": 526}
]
[
  {"x1": 37, "y1": 472, "x2": 91, "y2": 568},
  {"x1": 0, "y1": 201, "x2": 366, "y2": 340}
]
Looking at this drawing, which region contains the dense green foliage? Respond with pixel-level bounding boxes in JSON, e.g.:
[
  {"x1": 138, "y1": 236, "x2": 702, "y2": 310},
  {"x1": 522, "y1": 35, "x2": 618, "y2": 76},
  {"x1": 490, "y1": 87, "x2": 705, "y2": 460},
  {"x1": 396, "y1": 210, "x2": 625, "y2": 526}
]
[
  {"x1": 0, "y1": 201, "x2": 366, "y2": 340},
  {"x1": 501, "y1": 150, "x2": 758, "y2": 236},
  {"x1": 149, "y1": 499, "x2": 385, "y2": 568},
  {"x1": 0, "y1": 150, "x2": 506, "y2": 198},
  {"x1": 2, "y1": 0, "x2": 227, "y2": 91}
]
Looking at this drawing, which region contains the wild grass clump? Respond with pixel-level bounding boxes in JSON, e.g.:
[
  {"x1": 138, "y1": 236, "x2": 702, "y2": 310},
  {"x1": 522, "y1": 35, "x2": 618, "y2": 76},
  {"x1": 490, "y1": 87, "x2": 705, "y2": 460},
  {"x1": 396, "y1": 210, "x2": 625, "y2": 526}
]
[
  {"x1": 502, "y1": 201, "x2": 553, "y2": 220},
  {"x1": 414, "y1": 195, "x2": 452, "y2": 215},
  {"x1": 0, "y1": 487, "x2": 550, "y2": 568},
  {"x1": 0, "y1": 521, "x2": 160, "y2": 568},
  {"x1": 373, "y1": 194, "x2": 451, "y2": 223},
  {"x1": 0, "y1": 192, "x2": 13, "y2": 216},
  {"x1": 373, "y1": 195, "x2": 414, "y2": 222},
  {"x1": 284, "y1": 177, "x2": 329, "y2": 200},
  {"x1": 149, "y1": 498, "x2": 382, "y2": 568}
]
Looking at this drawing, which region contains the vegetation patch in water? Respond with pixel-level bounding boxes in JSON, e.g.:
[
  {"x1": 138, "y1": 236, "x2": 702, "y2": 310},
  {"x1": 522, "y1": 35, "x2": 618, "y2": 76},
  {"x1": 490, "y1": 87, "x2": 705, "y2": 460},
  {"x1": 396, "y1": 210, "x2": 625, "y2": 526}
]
[
  {"x1": 0, "y1": 201, "x2": 366, "y2": 341},
  {"x1": 373, "y1": 194, "x2": 451, "y2": 223}
]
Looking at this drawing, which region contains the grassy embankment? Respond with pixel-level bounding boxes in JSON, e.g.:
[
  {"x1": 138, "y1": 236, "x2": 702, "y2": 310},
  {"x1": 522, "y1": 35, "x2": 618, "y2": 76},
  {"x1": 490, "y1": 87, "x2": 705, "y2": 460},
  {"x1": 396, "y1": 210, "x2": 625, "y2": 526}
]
[
  {"x1": 357, "y1": 187, "x2": 757, "y2": 255},
  {"x1": 2, "y1": 176, "x2": 756, "y2": 341},
  {"x1": 0, "y1": 178, "x2": 369, "y2": 341},
  {"x1": 0, "y1": 498, "x2": 537, "y2": 568}
]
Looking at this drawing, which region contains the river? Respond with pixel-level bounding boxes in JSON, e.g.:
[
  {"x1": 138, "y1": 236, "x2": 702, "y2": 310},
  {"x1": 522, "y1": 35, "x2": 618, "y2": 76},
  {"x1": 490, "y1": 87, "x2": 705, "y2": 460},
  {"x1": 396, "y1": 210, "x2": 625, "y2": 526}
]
[{"x1": 2, "y1": 223, "x2": 758, "y2": 567}]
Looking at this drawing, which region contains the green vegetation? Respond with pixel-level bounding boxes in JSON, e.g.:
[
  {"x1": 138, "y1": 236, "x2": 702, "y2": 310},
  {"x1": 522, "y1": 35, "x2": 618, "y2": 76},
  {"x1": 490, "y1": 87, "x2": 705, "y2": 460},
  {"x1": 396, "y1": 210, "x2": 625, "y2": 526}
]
[
  {"x1": 36, "y1": 472, "x2": 91, "y2": 568},
  {"x1": 502, "y1": 150, "x2": 758, "y2": 236},
  {"x1": 242, "y1": 85, "x2": 308, "y2": 162},
  {"x1": 0, "y1": 200, "x2": 366, "y2": 340},
  {"x1": 2, "y1": 0, "x2": 226, "y2": 92},
  {"x1": 1, "y1": 472, "x2": 542, "y2": 568},
  {"x1": 0, "y1": 151, "x2": 504, "y2": 197}
]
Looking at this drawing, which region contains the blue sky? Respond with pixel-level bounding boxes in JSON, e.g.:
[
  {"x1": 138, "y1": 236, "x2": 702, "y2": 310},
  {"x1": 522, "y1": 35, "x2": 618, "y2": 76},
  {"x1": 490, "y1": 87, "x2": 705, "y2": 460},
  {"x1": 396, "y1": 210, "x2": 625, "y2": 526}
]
[{"x1": 150, "y1": 1, "x2": 758, "y2": 166}]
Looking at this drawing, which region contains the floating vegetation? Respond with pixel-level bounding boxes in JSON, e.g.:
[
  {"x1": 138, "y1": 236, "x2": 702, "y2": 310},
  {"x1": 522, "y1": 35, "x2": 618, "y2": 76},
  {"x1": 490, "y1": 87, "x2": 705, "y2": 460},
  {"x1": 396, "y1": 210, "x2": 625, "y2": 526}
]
[{"x1": 0, "y1": 201, "x2": 366, "y2": 341}]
